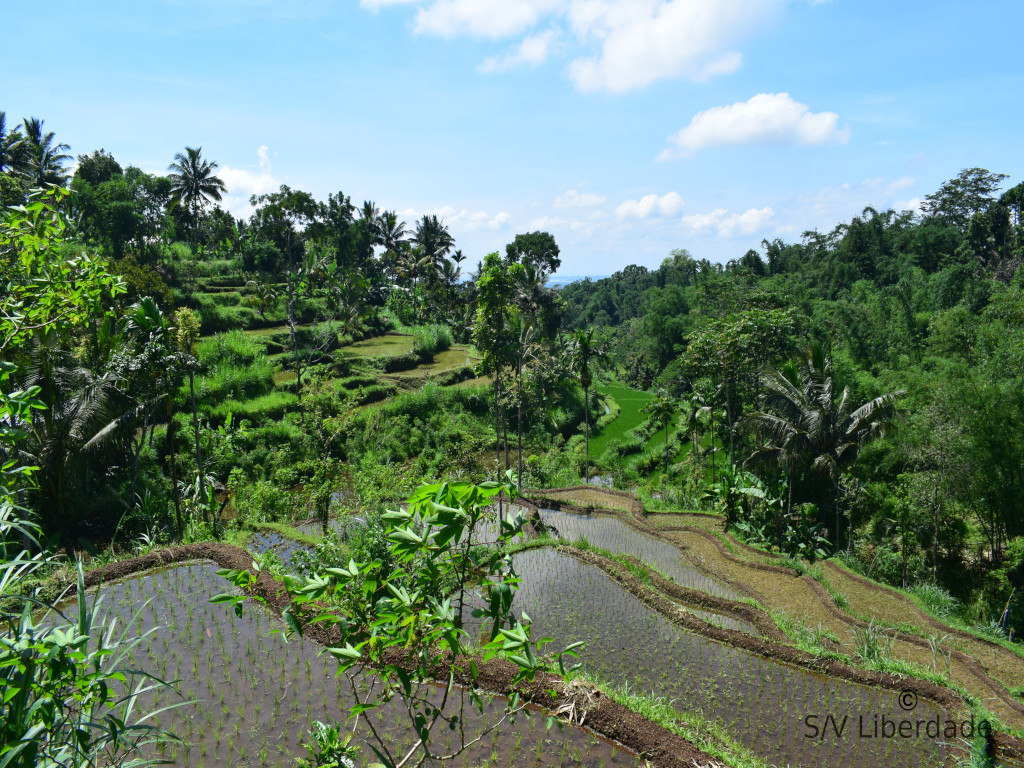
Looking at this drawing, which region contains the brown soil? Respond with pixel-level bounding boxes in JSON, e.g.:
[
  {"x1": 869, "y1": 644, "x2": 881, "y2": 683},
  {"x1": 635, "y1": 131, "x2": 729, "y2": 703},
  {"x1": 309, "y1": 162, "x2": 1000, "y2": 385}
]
[
  {"x1": 523, "y1": 488, "x2": 1024, "y2": 739},
  {"x1": 80, "y1": 542, "x2": 726, "y2": 768}
]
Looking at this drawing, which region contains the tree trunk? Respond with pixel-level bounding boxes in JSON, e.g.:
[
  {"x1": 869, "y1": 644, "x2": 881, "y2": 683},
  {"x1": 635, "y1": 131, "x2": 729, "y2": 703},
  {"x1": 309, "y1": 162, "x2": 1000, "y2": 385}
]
[
  {"x1": 584, "y1": 384, "x2": 590, "y2": 484},
  {"x1": 517, "y1": 357, "x2": 523, "y2": 488},
  {"x1": 168, "y1": 398, "x2": 183, "y2": 538},
  {"x1": 189, "y1": 369, "x2": 205, "y2": 522}
]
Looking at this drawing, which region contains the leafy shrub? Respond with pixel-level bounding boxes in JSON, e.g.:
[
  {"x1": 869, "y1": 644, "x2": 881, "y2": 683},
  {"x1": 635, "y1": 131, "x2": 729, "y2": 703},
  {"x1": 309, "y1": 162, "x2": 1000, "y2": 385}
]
[{"x1": 235, "y1": 479, "x2": 293, "y2": 523}]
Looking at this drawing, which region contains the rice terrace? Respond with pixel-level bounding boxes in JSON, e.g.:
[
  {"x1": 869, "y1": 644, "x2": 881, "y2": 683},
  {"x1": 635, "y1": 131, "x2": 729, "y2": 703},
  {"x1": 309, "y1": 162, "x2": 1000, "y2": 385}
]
[{"x1": 4, "y1": 2, "x2": 1024, "y2": 768}]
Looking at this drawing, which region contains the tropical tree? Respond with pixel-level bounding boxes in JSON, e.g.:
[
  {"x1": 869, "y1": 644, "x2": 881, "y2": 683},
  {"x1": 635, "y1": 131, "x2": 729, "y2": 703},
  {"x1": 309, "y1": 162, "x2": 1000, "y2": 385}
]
[
  {"x1": 643, "y1": 391, "x2": 677, "y2": 472},
  {"x1": 20, "y1": 117, "x2": 71, "y2": 187},
  {"x1": 744, "y1": 341, "x2": 905, "y2": 551},
  {"x1": 413, "y1": 214, "x2": 454, "y2": 267},
  {"x1": 167, "y1": 146, "x2": 227, "y2": 246},
  {"x1": 0, "y1": 112, "x2": 26, "y2": 175},
  {"x1": 568, "y1": 327, "x2": 608, "y2": 484},
  {"x1": 398, "y1": 246, "x2": 436, "y2": 324}
]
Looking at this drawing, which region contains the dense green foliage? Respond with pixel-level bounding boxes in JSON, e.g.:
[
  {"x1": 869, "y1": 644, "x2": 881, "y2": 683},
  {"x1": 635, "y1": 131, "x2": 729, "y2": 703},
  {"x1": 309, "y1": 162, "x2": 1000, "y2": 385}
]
[{"x1": 559, "y1": 170, "x2": 1024, "y2": 632}]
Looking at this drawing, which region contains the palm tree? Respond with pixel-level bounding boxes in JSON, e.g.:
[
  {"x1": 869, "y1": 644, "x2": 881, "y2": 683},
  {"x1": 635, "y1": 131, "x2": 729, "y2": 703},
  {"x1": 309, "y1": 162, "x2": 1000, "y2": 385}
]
[
  {"x1": 19, "y1": 331, "x2": 134, "y2": 533},
  {"x1": 21, "y1": 117, "x2": 71, "y2": 187},
  {"x1": 413, "y1": 214, "x2": 454, "y2": 267},
  {"x1": 0, "y1": 112, "x2": 27, "y2": 175},
  {"x1": 398, "y1": 246, "x2": 435, "y2": 324},
  {"x1": 568, "y1": 327, "x2": 608, "y2": 484},
  {"x1": 744, "y1": 341, "x2": 904, "y2": 551},
  {"x1": 643, "y1": 391, "x2": 677, "y2": 472},
  {"x1": 167, "y1": 146, "x2": 227, "y2": 247}
]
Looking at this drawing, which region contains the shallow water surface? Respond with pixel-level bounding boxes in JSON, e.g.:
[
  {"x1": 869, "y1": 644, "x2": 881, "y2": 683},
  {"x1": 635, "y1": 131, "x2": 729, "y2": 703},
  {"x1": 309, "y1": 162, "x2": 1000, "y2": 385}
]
[
  {"x1": 469, "y1": 548, "x2": 945, "y2": 768},
  {"x1": 94, "y1": 561, "x2": 639, "y2": 768},
  {"x1": 538, "y1": 508, "x2": 742, "y2": 600}
]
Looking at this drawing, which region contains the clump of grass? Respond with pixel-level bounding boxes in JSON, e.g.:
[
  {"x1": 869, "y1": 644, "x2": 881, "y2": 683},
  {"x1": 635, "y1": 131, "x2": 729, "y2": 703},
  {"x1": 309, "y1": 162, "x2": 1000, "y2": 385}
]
[
  {"x1": 411, "y1": 323, "x2": 453, "y2": 356},
  {"x1": 854, "y1": 619, "x2": 896, "y2": 665}
]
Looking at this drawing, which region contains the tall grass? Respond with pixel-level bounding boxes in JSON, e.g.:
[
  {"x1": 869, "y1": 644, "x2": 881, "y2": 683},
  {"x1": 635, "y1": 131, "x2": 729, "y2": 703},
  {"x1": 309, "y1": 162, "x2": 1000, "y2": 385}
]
[
  {"x1": 196, "y1": 329, "x2": 265, "y2": 364},
  {"x1": 412, "y1": 324, "x2": 453, "y2": 356}
]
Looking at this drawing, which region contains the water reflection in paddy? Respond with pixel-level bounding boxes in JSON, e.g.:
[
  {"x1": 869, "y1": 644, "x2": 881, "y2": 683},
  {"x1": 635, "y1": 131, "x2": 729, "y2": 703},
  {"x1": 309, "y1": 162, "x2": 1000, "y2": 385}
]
[{"x1": 471, "y1": 548, "x2": 944, "y2": 768}]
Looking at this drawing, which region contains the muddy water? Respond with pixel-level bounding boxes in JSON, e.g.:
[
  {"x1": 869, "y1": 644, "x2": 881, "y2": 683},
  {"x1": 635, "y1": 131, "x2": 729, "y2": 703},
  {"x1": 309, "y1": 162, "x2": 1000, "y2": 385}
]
[
  {"x1": 472, "y1": 549, "x2": 946, "y2": 768},
  {"x1": 537, "y1": 508, "x2": 742, "y2": 600},
  {"x1": 97, "y1": 561, "x2": 638, "y2": 768}
]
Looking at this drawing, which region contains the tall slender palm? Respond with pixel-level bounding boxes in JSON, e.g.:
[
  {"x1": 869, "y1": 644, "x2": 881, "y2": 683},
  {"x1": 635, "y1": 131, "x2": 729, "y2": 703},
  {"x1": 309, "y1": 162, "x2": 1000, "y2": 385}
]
[
  {"x1": 413, "y1": 214, "x2": 454, "y2": 267},
  {"x1": 167, "y1": 146, "x2": 227, "y2": 247},
  {"x1": 744, "y1": 341, "x2": 904, "y2": 551},
  {"x1": 398, "y1": 246, "x2": 435, "y2": 323},
  {"x1": 0, "y1": 112, "x2": 27, "y2": 175},
  {"x1": 21, "y1": 117, "x2": 71, "y2": 186},
  {"x1": 643, "y1": 391, "x2": 678, "y2": 472},
  {"x1": 568, "y1": 327, "x2": 608, "y2": 484}
]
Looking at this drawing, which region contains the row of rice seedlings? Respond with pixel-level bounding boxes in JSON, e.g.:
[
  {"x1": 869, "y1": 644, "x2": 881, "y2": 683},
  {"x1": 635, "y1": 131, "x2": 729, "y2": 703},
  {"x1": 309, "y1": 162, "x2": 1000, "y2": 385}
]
[
  {"x1": 483, "y1": 548, "x2": 946, "y2": 768},
  {"x1": 97, "y1": 560, "x2": 638, "y2": 768},
  {"x1": 537, "y1": 508, "x2": 741, "y2": 599}
]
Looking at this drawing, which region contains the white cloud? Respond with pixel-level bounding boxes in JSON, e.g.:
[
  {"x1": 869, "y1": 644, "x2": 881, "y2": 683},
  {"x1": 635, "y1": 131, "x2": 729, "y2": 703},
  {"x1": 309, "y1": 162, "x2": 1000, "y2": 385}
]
[
  {"x1": 360, "y1": 0, "x2": 418, "y2": 8},
  {"x1": 399, "y1": 204, "x2": 512, "y2": 231},
  {"x1": 895, "y1": 197, "x2": 924, "y2": 213},
  {"x1": 479, "y1": 29, "x2": 556, "y2": 72},
  {"x1": 886, "y1": 175, "x2": 915, "y2": 192},
  {"x1": 364, "y1": 0, "x2": 780, "y2": 92},
  {"x1": 566, "y1": 0, "x2": 771, "y2": 93},
  {"x1": 682, "y1": 206, "x2": 774, "y2": 237},
  {"x1": 218, "y1": 146, "x2": 281, "y2": 218},
  {"x1": 413, "y1": 0, "x2": 562, "y2": 39},
  {"x1": 529, "y1": 213, "x2": 605, "y2": 237},
  {"x1": 660, "y1": 92, "x2": 850, "y2": 159},
  {"x1": 615, "y1": 191, "x2": 684, "y2": 220},
  {"x1": 554, "y1": 187, "x2": 607, "y2": 208}
]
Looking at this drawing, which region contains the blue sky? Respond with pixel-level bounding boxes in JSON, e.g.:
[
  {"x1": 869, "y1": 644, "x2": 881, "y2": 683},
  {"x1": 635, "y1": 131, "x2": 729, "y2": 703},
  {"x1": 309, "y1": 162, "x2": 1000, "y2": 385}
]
[{"x1": 4, "y1": 0, "x2": 1023, "y2": 276}]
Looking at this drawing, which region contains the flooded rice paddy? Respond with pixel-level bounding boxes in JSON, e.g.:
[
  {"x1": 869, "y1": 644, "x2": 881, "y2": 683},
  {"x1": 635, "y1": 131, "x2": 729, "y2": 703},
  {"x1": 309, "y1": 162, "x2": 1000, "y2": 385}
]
[
  {"x1": 537, "y1": 508, "x2": 742, "y2": 600},
  {"x1": 471, "y1": 548, "x2": 946, "y2": 768},
  {"x1": 95, "y1": 561, "x2": 639, "y2": 768}
]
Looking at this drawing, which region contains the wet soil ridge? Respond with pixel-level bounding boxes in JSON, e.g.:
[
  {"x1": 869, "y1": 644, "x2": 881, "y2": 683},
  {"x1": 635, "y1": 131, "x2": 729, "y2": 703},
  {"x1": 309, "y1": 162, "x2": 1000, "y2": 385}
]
[
  {"x1": 522, "y1": 487, "x2": 1024, "y2": 764},
  {"x1": 563, "y1": 545, "x2": 962, "y2": 715},
  {"x1": 81, "y1": 542, "x2": 725, "y2": 768}
]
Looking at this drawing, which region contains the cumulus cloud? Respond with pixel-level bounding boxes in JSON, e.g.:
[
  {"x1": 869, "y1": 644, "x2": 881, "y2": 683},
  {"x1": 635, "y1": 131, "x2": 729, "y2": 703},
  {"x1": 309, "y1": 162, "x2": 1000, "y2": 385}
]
[
  {"x1": 413, "y1": 0, "x2": 563, "y2": 39},
  {"x1": 682, "y1": 206, "x2": 774, "y2": 237},
  {"x1": 362, "y1": 0, "x2": 780, "y2": 91},
  {"x1": 479, "y1": 29, "x2": 556, "y2": 72},
  {"x1": 218, "y1": 146, "x2": 281, "y2": 218},
  {"x1": 615, "y1": 191, "x2": 684, "y2": 220},
  {"x1": 660, "y1": 93, "x2": 850, "y2": 159},
  {"x1": 566, "y1": 0, "x2": 771, "y2": 93},
  {"x1": 554, "y1": 187, "x2": 607, "y2": 208},
  {"x1": 398, "y1": 204, "x2": 512, "y2": 231},
  {"x1": 529, "y1": 213, "x2": 605, "y2": 237}
]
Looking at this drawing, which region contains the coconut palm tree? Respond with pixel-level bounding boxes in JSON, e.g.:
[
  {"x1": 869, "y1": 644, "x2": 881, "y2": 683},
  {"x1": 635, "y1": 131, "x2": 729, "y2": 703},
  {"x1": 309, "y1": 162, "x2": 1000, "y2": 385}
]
[
  {"x1": 744, "y1": 341, "x2": 904, "y2": 551},
  {"x1": 568, "y1": 327, "x2": 609, "y2": 484},
  {"x1": 0, "y1": 112, "x2": 27, "y2": 175},
  {"x1": 643, "y1": 391, "x2": 678, "y2": 472},
  {"x1": 21, "y1": 117, "x2": 71, "y2": 187},
  {"x1": 413, "y1": 214, "x2": 454, "y2": 267},
  {"x1": 398, "y1": 246, "x2": 436, "y2": 323},
  {"x1": 167, "y1": 146, "x2": 227, "y2": 247}
]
